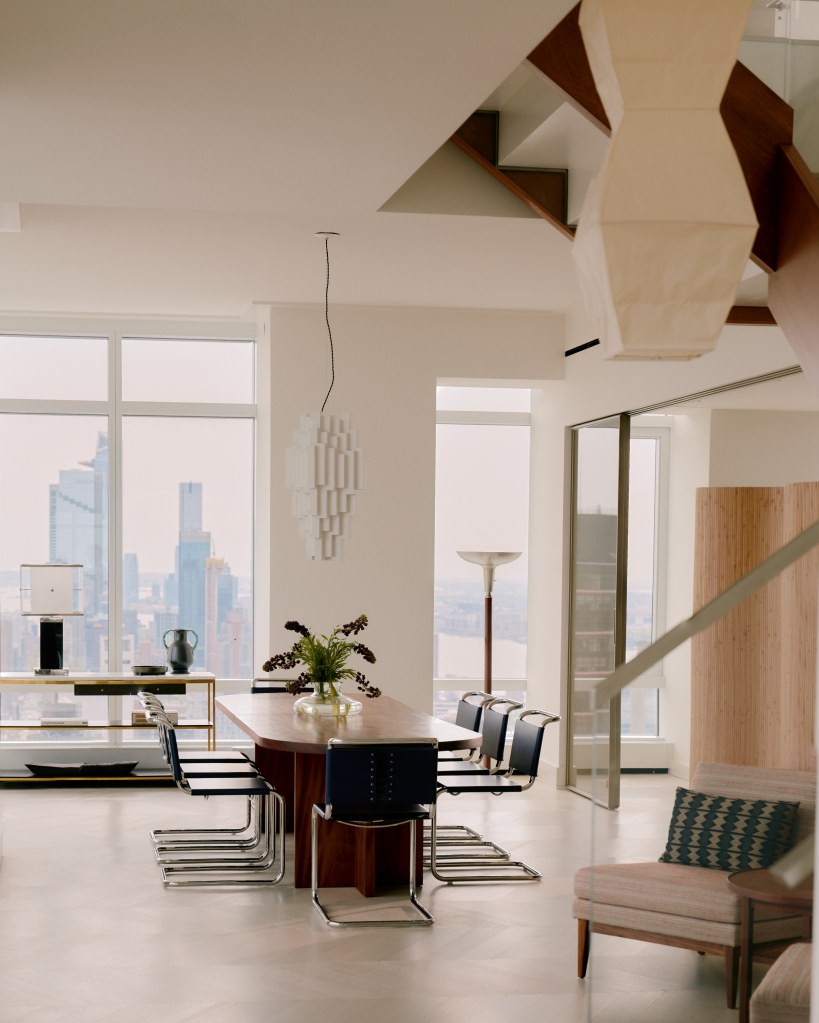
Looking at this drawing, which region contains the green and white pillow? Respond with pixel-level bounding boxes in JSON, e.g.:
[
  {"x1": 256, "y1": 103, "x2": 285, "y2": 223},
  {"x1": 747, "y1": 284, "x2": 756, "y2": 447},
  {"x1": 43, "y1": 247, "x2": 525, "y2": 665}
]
[{"x1": 659, "y1": 787, "x2": 800, "y2": 872}]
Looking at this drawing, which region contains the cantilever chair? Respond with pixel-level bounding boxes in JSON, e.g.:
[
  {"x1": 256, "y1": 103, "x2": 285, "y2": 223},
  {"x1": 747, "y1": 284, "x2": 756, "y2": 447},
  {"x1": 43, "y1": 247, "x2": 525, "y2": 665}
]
[
  {"x1": 147, "y1": 713, "x2": 285, "y2": 887},
  {"x1": 432, "y1": 691, "x2": 495, "y2": 844},
  {"x1": 311, "y1": 737, "x2": 439, "y2": 926},
  {"x1": 430, "y1": 697, "x2": 523, "y2": 853},
  {"x1": 138, "y1": 690, "x2": 253, "y2": 766},
  {"x1": 139, "y1": 692, "x2": 260, "y2": 847},
  {"x1": 438, "y1": 691, "x2": 493, "y2": 764},
  {"x1": 436, "y1": 697, "x2": 523, "y2": 775},
  {"x1": 429, "y1": 708, "x2": 559, "y2": 883}
]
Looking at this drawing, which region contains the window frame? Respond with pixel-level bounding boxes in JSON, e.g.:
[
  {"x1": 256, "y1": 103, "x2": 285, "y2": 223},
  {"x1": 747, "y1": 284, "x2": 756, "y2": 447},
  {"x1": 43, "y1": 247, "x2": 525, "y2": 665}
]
[{"x1": 0, "y1": 318, "x2": 265, "y2": 754}]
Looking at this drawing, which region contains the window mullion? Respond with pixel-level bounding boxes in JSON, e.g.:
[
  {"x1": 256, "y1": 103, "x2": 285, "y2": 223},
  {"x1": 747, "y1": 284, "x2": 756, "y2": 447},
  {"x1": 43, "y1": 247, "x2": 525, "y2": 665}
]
[{"x1": 109, "y1": 331, "x2": 123, "y2": 674}]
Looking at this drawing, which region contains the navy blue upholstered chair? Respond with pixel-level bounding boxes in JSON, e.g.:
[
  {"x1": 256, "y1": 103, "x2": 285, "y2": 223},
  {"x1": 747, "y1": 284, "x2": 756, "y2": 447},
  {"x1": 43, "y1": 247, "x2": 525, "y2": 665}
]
[
  {"x1": 311, "y1": 737, "x2": 439, "y2": 926},
  {"x1": 144, "y1": 709, "x2": 285, "y2": 887},
  {"x1": 429, "y1": 709, "x2": 559, "y2": 883}
]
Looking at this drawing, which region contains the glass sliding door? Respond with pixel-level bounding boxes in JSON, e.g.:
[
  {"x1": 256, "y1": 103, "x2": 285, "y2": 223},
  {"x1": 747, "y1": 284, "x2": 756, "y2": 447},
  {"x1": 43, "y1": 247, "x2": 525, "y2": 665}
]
[{"x1": 566, "y1": 414, "x2": 629, "y2": 808}]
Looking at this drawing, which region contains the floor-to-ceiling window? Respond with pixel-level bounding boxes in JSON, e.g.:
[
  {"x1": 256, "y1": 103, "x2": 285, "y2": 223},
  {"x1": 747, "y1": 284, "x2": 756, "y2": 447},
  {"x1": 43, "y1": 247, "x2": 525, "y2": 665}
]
[
  {"x1": 0, "y1": 326, "x2": 256, "y2": 753},
  {"x1": 433, "y1": 386, "x2": 530, "y2": 719}
]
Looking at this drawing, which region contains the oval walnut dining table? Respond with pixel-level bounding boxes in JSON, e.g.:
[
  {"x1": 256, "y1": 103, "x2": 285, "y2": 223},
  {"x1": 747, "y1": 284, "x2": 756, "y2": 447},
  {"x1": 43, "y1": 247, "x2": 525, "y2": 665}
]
[{"x1": 216, "y1": 692, "x2": 481, "y2": 895}]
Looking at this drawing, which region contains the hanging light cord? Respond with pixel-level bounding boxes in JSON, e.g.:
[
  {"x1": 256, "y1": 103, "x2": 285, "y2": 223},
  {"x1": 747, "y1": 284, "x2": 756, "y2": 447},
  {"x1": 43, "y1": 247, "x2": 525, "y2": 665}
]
[{"x1": 320, "y1": 235, "x2": 335, "y2": 413}]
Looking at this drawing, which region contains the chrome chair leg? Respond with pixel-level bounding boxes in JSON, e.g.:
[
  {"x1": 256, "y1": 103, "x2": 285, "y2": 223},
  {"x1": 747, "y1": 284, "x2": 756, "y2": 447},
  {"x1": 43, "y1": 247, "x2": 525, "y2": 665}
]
[
  {"x1": 161, "y1": 791, "x2": 286, "y2": 886},
  {"x1": 151, "y1": 795, "x2": 255, "y2": 846},
  {"x1": 153, "y1": 801, "x2": 264, "y2": 857},
  {"x1": 427, "y1": 809, "x2": 540, "y2": 883},
  {"x1": 311, "y1": 807, "x2": 434, "y2": 927}
]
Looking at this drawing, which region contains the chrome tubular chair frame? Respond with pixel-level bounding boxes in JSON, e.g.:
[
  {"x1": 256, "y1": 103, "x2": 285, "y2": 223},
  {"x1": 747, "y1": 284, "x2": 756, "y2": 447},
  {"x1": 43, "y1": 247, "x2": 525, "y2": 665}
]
[
  {"x1": 139, "y1": 697, "x2": 259, "y2": 846},
  {"x1": 428, "y1": 709, "x2": 559, "y2": 883},
  {"x1": 428, "y1": 698, "x2": 522, "y2": 853},
  {"x1": 160, "y1": 785, "x2": 285, "y2": 887},
  {"x1": 147, "y1": 718, "x2": 286, "y2": 887},
  {"x1": 311, "y1": 737, "x2": 439, "y2": 927}
]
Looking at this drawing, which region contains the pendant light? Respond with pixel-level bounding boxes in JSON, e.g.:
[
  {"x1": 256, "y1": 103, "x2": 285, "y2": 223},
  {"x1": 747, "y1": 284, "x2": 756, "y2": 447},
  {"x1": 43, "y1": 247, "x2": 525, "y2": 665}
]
[{"x1": 286, "y1": 232, "x2": 365, "y2": 560}]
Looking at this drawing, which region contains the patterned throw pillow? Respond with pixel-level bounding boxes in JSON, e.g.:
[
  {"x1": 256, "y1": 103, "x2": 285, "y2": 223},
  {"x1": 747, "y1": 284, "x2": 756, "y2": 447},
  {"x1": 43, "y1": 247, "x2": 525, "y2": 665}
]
[{"x1": 659, "y1": 787, "x2": 800, "y2": 872}]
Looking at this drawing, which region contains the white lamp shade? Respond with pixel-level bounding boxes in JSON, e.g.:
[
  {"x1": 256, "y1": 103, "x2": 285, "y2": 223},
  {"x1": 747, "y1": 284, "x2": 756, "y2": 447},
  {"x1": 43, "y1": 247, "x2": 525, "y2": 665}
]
[
  {"x1": 457, "y1": 550, "x2": 521, "y2": 596},
  {"x1": 20, "y1": 563, "x2": 84, "y2": 616}
]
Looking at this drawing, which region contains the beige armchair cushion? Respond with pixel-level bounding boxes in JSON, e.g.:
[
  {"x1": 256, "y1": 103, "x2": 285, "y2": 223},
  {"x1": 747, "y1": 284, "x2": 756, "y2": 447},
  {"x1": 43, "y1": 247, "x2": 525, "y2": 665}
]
[
  {"x1": 573, "y1": 861, "x2": 805, "y2": 946},
  {"x1": 750, "y1": 942, "x2": 811, "y2": 1023}
]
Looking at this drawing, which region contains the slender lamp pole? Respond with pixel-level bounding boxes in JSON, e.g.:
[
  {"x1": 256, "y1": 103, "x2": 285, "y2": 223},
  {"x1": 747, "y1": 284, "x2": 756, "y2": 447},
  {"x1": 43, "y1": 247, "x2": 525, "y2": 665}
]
[{"x1": 456, "y1": 551, "x2": 521, "y2": 696}]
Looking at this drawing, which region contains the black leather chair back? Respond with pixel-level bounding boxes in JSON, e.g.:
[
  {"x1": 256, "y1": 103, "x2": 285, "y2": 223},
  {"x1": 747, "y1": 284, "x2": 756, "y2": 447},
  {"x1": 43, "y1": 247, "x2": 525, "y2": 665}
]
[
  {"x1": 479, "y1": 706, "x2": 511, "y2": 762},
  {"x1": 324, "y1": 739, "x2": 438, "y2": 814}
]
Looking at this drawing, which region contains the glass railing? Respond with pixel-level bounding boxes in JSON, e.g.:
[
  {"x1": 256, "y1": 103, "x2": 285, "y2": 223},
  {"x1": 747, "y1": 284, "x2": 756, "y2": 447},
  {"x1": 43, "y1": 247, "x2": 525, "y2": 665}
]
[{"x1": 742, "y1": 3, "x2": 819, "y2": 172}]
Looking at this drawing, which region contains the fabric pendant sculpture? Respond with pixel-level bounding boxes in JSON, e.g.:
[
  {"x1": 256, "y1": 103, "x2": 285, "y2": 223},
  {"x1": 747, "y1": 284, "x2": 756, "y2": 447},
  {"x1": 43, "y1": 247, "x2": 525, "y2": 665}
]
[{"x1": 573, "y1": 0, "x2": 758, "y2": 359}]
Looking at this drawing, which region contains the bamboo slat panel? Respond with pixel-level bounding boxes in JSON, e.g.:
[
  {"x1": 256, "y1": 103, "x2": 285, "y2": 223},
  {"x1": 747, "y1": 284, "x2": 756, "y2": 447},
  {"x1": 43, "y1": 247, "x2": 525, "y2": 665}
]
[
  {"x1": 691, "y1": 487, "x2": 783, "y2": 772},
  {"x1": 780, "y1": 481, "x2": 819, "y2": 771}
]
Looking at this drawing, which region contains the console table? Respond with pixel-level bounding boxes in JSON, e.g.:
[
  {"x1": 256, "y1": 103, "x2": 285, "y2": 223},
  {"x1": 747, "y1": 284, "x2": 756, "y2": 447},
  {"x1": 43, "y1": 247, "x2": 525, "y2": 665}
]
[{"x1": 0, "y1": 672, "x2": 216, "y2": 781}]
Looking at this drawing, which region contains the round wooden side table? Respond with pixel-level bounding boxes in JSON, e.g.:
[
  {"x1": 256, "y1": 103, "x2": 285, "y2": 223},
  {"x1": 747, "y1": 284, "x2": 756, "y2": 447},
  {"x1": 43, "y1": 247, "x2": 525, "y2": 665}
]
[{"x1": 727, "y1": 868, "x2": 813, "y2": 1023}]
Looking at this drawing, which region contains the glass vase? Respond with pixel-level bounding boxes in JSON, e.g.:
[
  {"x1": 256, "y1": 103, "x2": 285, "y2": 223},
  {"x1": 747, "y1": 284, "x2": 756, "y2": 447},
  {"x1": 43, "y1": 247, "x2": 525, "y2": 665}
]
[{"x1": 293, "y1": 679, "x2": 363, "y2": 717}]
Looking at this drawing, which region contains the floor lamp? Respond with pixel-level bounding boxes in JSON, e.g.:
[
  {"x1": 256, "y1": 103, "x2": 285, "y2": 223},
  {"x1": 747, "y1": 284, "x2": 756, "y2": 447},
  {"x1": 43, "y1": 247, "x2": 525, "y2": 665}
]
[{"x1": 456, "y1": 551, "x2": 521, "y2": 696}]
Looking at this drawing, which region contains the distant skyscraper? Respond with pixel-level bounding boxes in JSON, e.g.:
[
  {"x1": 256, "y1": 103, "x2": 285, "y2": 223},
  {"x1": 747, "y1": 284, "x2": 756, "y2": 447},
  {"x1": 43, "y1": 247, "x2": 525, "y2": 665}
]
[
  {"x1": 179, "y1": 482, "x2": 203, "y2": 532},
  {"x1": 49, "y1": 432, "x2": 109, "y2": 669},
  {"x1": 176, "y1": 483, "x2": 211, "y2": 668}
]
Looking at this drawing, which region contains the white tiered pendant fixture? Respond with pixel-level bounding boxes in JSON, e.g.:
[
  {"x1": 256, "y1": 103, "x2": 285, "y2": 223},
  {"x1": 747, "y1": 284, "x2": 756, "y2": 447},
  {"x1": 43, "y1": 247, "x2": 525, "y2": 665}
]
[{"x1": 286, "y1": 233, "x2": 364, "y2": 560}]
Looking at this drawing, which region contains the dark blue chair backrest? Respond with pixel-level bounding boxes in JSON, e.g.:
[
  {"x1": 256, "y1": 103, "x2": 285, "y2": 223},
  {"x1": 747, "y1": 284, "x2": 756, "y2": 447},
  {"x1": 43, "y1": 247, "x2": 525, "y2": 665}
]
[
  {"x1": 325, "y1": 740, "x2": 439, "y2": 811},
  {"x1": 506, "y1": 710, "x2": 560, "y2": 777},
  {"x1": 480, "y1": 706, "x2": 511, "y2": 762},
  {"x1": 164, "y1": 723, "x2": 184, "y2": 783},
  {"x1": 454, "y1": 693, "x2": 484, "y2": 733}
]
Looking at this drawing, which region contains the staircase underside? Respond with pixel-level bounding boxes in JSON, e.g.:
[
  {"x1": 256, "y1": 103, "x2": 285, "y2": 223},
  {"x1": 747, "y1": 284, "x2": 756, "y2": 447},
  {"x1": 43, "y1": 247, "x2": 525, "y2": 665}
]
[{"x1": 449, "y1": 2, "x2": 819, "y2": 369}]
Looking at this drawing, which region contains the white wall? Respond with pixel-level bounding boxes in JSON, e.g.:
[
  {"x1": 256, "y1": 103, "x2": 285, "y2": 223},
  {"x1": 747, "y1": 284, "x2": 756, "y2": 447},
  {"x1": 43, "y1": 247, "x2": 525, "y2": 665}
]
[
  {"x1": 258, "y1": 302, "x2": 564, "y2": 712},
  {"x1": 708, "y1": 410, "x2": 819, "y2": 485}
]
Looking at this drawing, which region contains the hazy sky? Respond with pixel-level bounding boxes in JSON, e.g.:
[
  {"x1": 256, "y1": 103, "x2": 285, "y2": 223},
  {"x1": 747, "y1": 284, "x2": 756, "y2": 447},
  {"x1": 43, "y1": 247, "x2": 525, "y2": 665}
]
[
  {"x1": 0, "y1": 414, "x2": 253, "y2": 578},
  {"x1": 435, "y1": 422, "x2": 530, "y2": 584}
]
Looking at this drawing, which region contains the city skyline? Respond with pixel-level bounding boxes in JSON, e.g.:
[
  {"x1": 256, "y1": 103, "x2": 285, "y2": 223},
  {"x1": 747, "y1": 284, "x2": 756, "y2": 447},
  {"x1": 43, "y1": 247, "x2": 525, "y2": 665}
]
[{"x1": 0, "y1": 426, "x2": 253, "y2": 678}]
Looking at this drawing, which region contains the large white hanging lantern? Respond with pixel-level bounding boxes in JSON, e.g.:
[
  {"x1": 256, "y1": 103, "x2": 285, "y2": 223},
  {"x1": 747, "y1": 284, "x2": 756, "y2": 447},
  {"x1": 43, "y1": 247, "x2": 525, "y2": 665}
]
[
  {"x1": 286, "y1": 233, "x2": 364, "y2": 560},
  {"x1": 286, "y1": 410, "x2": 365, "y2": 560},
  {"x1": 573, "y1": 0, "x2": 758, "y2": 359}
]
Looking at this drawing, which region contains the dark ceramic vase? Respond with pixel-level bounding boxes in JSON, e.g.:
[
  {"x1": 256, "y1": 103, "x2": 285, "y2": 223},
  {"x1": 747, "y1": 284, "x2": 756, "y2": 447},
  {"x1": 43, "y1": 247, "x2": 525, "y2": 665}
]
[{"x1": 163, "y1": 628, "x2": 198, "y2": 674}]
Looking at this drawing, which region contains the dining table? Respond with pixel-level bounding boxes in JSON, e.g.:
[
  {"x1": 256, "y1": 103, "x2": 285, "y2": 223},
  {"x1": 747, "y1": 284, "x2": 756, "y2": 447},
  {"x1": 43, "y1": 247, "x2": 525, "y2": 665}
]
[{"x1": 216, "y1": 691, "x2": 481, "y2": 895}]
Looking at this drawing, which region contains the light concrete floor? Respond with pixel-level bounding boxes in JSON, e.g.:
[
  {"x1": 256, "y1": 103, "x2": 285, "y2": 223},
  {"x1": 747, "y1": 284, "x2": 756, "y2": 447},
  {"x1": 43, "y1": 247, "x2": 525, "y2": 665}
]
[{"x1": 0, "y1": 773, "x2": 748, "y2": 1022}]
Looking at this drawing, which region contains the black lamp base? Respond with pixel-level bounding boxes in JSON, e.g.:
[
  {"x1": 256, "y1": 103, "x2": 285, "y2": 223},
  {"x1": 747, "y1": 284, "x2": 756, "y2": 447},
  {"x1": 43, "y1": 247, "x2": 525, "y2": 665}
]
[{"x1": 37, "y1": 618, "x2": 67, "y2": 674}]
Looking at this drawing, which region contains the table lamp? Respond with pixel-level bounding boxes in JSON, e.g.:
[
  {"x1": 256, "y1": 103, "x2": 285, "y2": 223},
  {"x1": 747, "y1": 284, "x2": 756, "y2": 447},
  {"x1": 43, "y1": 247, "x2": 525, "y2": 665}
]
[
  {"x1": 456, "y1": 551, "x2": 521, "y2": 695},
  {"x1": 20, "y1": 563, "x2": 84, "y2": 674}
]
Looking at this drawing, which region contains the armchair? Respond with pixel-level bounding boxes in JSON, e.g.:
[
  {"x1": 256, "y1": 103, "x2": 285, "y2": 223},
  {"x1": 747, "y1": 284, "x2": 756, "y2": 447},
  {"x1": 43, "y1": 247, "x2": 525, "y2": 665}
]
[{"x1": 573, "y1": 762, "x2": 815, "y2": 1008}]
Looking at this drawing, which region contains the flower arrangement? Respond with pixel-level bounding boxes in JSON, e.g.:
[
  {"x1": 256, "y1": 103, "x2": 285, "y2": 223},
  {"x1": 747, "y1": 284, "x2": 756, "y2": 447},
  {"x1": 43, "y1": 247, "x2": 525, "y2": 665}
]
[{"x1": 261, "y1": 614, "x2": 382, "y2": 706}]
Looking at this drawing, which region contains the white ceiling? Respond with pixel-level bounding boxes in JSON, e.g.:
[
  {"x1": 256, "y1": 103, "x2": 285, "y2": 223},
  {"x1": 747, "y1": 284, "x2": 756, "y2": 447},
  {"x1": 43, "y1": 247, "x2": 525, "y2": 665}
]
[{"x1": 0, "y1": 0, "x2": 584, "y2": 320}]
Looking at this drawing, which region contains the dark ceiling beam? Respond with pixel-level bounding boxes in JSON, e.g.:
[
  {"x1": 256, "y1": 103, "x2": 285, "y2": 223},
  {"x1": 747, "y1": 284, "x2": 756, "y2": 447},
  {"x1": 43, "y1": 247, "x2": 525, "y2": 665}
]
[
  {"x1": 768, "y1": 146, "x2": 819, "y2": 385},
  {"x1": 725, "y1": 306, "x2": 777, "y2": 326},
  {"x1": 526, "y1": 4, "x2": 610, "y2": 134},
  {"x1": 450, "y1": 112, "x2": 573, "y2": 239}
]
